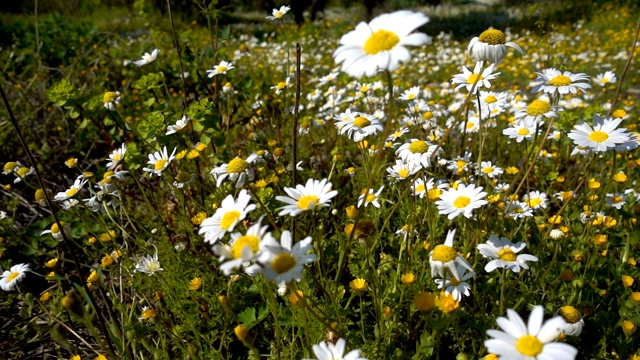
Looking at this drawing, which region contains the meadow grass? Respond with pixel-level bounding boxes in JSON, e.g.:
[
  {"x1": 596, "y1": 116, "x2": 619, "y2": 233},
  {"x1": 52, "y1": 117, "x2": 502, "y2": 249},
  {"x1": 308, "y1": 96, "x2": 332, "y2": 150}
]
[{"x1": 1, "y1": 1, "x2": 640, "y2": 359}]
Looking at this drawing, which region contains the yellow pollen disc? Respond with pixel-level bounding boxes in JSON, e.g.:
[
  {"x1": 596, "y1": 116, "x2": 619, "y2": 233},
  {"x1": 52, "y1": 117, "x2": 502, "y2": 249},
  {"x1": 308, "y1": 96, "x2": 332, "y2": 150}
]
[
  {"x1": 497, "y1": 248, "x2": 516, "y2": 262},
  {"x1": 220, "y1": 210, "x2": 241, "y2": 230},
  {"x1": 449, "y1": 277, "x2": 461, "y2": 286},
  {"x1": 456, "y1": 160, "x2": 467, "y2": 168},
  {"x1": 363, "y1": 29, "x2": 400, "y2": 55},
  {"x1": 485, "y1": 95, "x2": 497, "y2": 103},
  {"x1": 483, "y1": 167, "x2": 494, "y2": 174},
  {"x1": 427, "y1": 188, "x2": 442, "y2": 200},
  {"x1": 612, "y1": 196, "x2": 623, "y2": 203},
  {"x1": 549, "y1": 75, "x2": 572, "y2": 86},
  {"x1": 231, "y1": 235, "x2": 260, "y2": 259},
  {"x1": 409, "y1": 140, "x2": 429, "y2": 154},
  {"x1": 478, "y1": 29, "x2": 506, "y2": 45},
  {"x1": 527, "y1": 198, "x2": 542, "y2": 208},
  {"x1": 103, "y1": 92, "x2": 117, "y2": 103},
  {"x1": 277, "y1": 82, "x2": 286, "y2": 89},
  {"x1": 559, "y1": 306, "x2": 581, "y2": 324},
  {"x1": 271, "y1": 253, "x2": 297, "y2": 274},
  {"x1": 398, "y1": 168, "x2": 410, "y2": 178},
  {"x1": 432, "y1": 245, "x2": 457, "y2": 262},
  {"x1": 416, "y1": 184, "x2": 426, "y2": 192},
  {"x1": 148, "y1": 263, "x2": 159, "y2": 272},
  {"x1": 588, "y1": 131, "x2": 609, "y2": 143},
  {"x1": 467, "y1": 74, "x2": 484, "y2": 84},
  {"x1": 298, "y1": 195, "x2": 320, "y2": 210},
  {"x1": 217, "y1": 66, "x2": 227, "y2": 73},
  {"x1": 407, "y1": 94, "x2": 416, "y2": 100},
  {"x1": 366, "y1": 194, "x2": 376, "y2": 203},
  {"x1": 353, "y1": 116, "x2": 371, "y2": 128},
  {"x1": 515, "y1": 335, "x2": 543, "y2": 356},
  {"x1": 517, "y1": 128, "x2": 530, "y2": 136},
  {"x1": 154, "y1": 159, "x2": 167, "y2": 171},
  {"x1": 423, "y1": 111, "x2": 434, "y2": 120},
  {"x1": 453, "y1": 196, "x2": 471, "y2": 208},
  {"x1": 526, "y1": 100, "x2": 551, "y2": 116},
  {"x1": 7, "y1": 272, "x2": 19, "y2": 282},
  {"x1": 51, "y1": 223, "x2": 61, "y2": 233},
  {"x1": 65, "y1": 188, "x2": 79, "y2": 197},
  {"x1": 227, "y1": 158, "x2": 249, "y2": 173},
  {"x1": 16, "y1": 167, "x2": 30, "y2": 177}
]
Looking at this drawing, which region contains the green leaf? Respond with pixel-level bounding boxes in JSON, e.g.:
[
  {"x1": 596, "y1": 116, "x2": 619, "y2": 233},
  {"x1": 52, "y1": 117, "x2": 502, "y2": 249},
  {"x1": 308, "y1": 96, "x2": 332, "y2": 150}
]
[{"x1": 238, "y1": 307, "x2": 256, "y2": 326}]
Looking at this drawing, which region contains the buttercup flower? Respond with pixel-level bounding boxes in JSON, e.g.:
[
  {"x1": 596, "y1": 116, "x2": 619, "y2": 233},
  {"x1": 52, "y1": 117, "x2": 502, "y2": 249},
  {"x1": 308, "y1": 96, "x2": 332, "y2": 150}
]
[
  {"x1": 333, "y1": 10, "x2": 430, "y2": 78},
  {"x1": 467, "y1": 28, "x2": 524, "y2": 65},
  {"x1": 133, "y1": 49, "x2": 160, "y2": 67},
  {"x1": 276, "y1": 178, "x2": 338, "y2": 217}
]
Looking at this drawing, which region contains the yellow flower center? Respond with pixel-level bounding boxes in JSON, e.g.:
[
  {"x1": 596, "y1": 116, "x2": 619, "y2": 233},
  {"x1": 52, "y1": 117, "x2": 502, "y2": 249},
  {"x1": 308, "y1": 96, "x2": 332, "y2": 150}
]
[
  {"x1": 103, "y1": 92, "x2": 118, "y2": 103},
  {"x1": 7, "y1": 272, "x2": 20, "y2": 282},
  {"x1": 227, "y1": 158, "x2": 249, "y2": 173},
  {"x1": 588, "y1": 131, "x2": 609, "y2": 143},
  {"x1": 231, "y1": 235, "x2": 260, "y2": 259},
  {"x1": 16, "y1": 167, "x2": 30, "y2": 177},
  {"x1": 482, "y1": 167, "x2": 494, "y2": 174},
  {"x1": 51, "y1": 223, "x2": 61, "y2": 234},
  {"x1": 485, "y1": 95, "x2": 497, "y2": 103},
  {"x1": 416, "y1": 184, "x2": 426, "y2": 193},
  {"x1": 398, "y1": 168, "x2": 410, "y2": 178},
  {"x1": 4, "y1": 162, "x2": 18, "y2": 173},
  {"x1": 467, "y1": 74, "x2": 484, "y2": 84},
  {"x1": 453, "y1": 196, "x2": 471, "y2": 209},
  {"x1": 271, "y1": 253, "x2": 297, "y2": 274},
  {"x1": 526, "y1": 100, "x2": 551, "y2": 116},
  {"x1": 66, "y1": 187, "x2": 79, "y2": 197},
  {"x1": 409, "y1": 140, "x2": 428, "y2": 154},
  {"x1": 141, "y1": 308, "x2": 157, "y2": 319},
  {"x1": 517, "y1": 128, "x2": 530, "y2": 136},
  {"x1": 407, "y1": 93, "x2": 416, "y2": 100},
  {"x1": 478, "y1": 29, "x2": 506, "y2": 45},
  {"x1": 353, "y1": 116, "x2": 371, "y2": 128},
  {"x1": 277, "y1": 82, "x2": 287, "y2": 90},
  {"x1": 298, "y1": 195, "x2": 320, "y2": 210},
  {"x1": 549, "y1": 75, "x2": 572, "y2": 86},
  {"x1": 220, "y1": 210, "x2": 241, "y2": 230},
  {"x1": 432, "y1": 245, "x2": 457, "y2": 262},
  {"x1": 147, "y1": 262, "x2": 160, "y2": 272},
  {"x1": 527, "y1": 198, "x2": 542, "y2": 208},
  {"x1": 366, "y1": 194, "x2": 376, "y2": 203},
  {"x1": 611, "y1": 196, "x2": 623, "y2": 204},
  {"x1": 217, "y1": 66, "x2": 227, "y2": 73},
  {"x1": 423, "y1": 111, "x2": 434, "y2": 120},
  {"x1": 428, "y1": 188, "x2": 442, "y2": 200},
  {"x1": 559, "y1": 306, "x2": 581, "y2": 324},
  {"x1": 497, "y1": 248, "x2": 516, "y2": 262},
  {"x1": 154, "y1": 159, "x2": 167, "y2": 171},
  {"x1": 449, "y1": 277, "x2": 461, "y2": 286},
  {"x1": 363, "y1": 29, "x2": 400, "y2": 55},
  {"x1": 515, "y1": 335, "x2": 543, "y2": 356}
]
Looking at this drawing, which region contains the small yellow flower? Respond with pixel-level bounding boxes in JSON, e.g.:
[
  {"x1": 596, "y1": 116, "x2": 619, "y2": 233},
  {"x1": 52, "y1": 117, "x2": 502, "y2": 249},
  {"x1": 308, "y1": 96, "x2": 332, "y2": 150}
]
[
  {"x1": 413, "y1": 292, "x2": 436, "y2": 312},
  {"x1": 46, "y1": 271, "x2": 57, "y2": 281},
  {"x1": 40, "y1": 291, "x2": 51, "y2": 302},
  {"x1": 548, "y1": 215, "x2": 562, "y2": 224},
  {"x1": 588, "y1": 178, "x2": 601, "y2": 190},
  {"x1": 95, "y1": 355, "x2": 107, "y2": 360},
  {"x1": 101, "y1": 254, "x2": 114, "y2": 268},
  {"x1": 65, "y1": 158, "x2": 78, "y2": 168},
  {"x1": 88, "y1": 236, "x2": 97, "y2": 244},
  {"x1": 613, "y1": 172, "x2": 628, "y2": 183},
  {"x1": 350, "y1": 278, "x2": 367, "y2": 292},
  {"x1": 344, "y1": 223, "x2": 354, "y2": 236},
  {"x1": 70, "y1": 355, "x2": 81, "y2": 360},
  {"x1": 436, "y1": 292, "x2": 460, "y2": 313},
  {"x1": 505, "y1": 166, "x2": 519, "y2": 175},
  {"x1": 186, "y1": 149, "x2": 200, "y2": 159},
  {"x1": 421, "y1": 241, "x2": 431, "y2": 250},
  {"x1": 188, "y1": 277, "x2": 202, "y2": 291},
  {"x1": 593, "y1": 234, "x2": 608, "y2": 246},
  {"x1": 191, "y1": 212, "x2": 207, "y2": 225},
  {"x1": 622, "y1": 320, "x2": 636, "y2": 336},
  {"x1": 140, "y1": 307, "x2": 157, "y2": 320},
  {"x1": 556, "y1": 175, "x2": 565, "y2": 183},
  {"x1": 87, "y1": 270, "x2": 99, "y2": 283},
  {"x1": 175, "y1": 149, "x2": 188, "y2": 160},
  {"x1": 401, "y1": 272, "x2": 416, "y2": 285},
  {"x1": 234, "y1": 324, "x2": 249, "y2": 341},
  {"x1": 99, "y1": 230, "x2": 117, "y2": 243},
  {"x1": 484, "y1": 354, "x2": 499, "y2": 360},
  {"x1": 382, "y1": 306, "x2": 392, "y2": 318},
  {"x1": 45, "y1": 258, "x2": 59, "y2": 269},
  {"x1": 622, "y1": 275, "x2": 635, "y2": 288},
  {"x1": 630, "y1": 292, "x2": 640, "y2": 303},
  {"x1": 194, "y1": 142, "x2": 207, "y2": 152},
  {"x1": 289, "y1": 290, "x2": 304, "y2": 305},
  {"x1": 345, "y1": 205, "x2": 358, "y2": 219}
]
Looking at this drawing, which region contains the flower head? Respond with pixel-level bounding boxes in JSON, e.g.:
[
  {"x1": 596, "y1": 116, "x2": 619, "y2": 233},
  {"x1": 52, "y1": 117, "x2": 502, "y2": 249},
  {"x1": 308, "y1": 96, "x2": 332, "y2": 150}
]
[
  {"x1": 0, "y1": 263, "x2": 30, "y2": 291},
  {"x1": 166, "y1": 115, "x2": 190, "y2": 135},
  {"x1": 260, "y1": 230, "x2": 316, "y2": 285},
  {"x1": 303, "y1": 338, "x2": 367, "y2": 360},
  {"x1": 451, "y1": 61, "x2": 500, "y2": 92},
  {"x1": 532, "y1": 68, "x2": 590, "y2": 95},
  {"x1": 199, "y1": 189, "x2": 256, "y2": 244},
  {"x1": 210, "y1": 154, "x2": 259, "y2": 188},
  {"x1": 103, "y1": 91, "x2": 121, "y2": 111},
  {"x1": 276, "y1": 178, "x2": 338, "y2": 217},
  {"x1": 435, "y1": 183, "x2": 488, "y2": 220},
  {"x1": 468, "y1": 29, "x2": 524, "y2": 65},
  {"x1": 135, "y1": 252, "x2": 163, "y2": 276},
  {"x1": 334, "y1": 109, "x2": 383, "y2": 142},
  {"x1": 434, "y1": 264, "x2": 475, "y2": 301},
  {"x1": 134, "y1": 49, "x2": 160, "y2": 67},
  {"x1": 478, "y1": 234, "x2": 538, "y2": 273},
  {"x1": 106, "y1": 143, "x2": 127, "y2": 170},
  {"x1": 206, "y1": 60, "x2": 234, "y2": 78},
  {"x1": 429, "y1": 229, "x2": 474, "y2": 281},
  {"x1": 213, "y1": 217, "x2": 274, "y2": 276},
  {"x1": 266, "y1": 5, "x2": 290, "y2": 20},
  {"x1": 142, "y1": 146, "x2": 177, "y2": 176},
  {"x1": 567, "y1": 114, "x2": 632, "y2": 152},
  {"x1": 555, "y1": 306, "x2": 584, "y2": 336},
  {"x1": 357, "y1": 186, "x2": 384, "y2": 208}
]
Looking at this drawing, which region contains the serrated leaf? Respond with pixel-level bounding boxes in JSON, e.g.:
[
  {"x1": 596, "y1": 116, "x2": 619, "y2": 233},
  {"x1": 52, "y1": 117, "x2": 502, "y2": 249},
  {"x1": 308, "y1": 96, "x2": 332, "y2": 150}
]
[{"x1": 238, "y1": 307, "x2": 256, "y2": 326}]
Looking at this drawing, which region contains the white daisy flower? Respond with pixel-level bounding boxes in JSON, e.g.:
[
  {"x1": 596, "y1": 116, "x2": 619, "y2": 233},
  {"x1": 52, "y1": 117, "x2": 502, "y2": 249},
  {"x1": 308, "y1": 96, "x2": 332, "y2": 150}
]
[
  {"x1": 386, "y1": 159, "x2": 421, "y2": 182},
  {"x1": 142, "y1": 146, "x2": 177, "y2": 176},
  {"x1": 199, "y1": 189, "x2": 256, "y2": 245},
  {"x1": 434, "y1": 264, "x2": 475, "y2": 301},
  {"x1": 303, "y1": 338, "x2": 367, "y2": 360},
  {"x1": 334, "y1": 109, "x2": 383, "y2": 142},
  {"x1": 166, "y1": 115, "x2": 190, "y2": 135},
  {"x1": 0, "y1": 263, "x2": 30, "y2": 291},
  {"x1": 13, "y1": 166, "x2": 35, "y2": 183},
  {"x1": 134, "y1": 251, "x2": 163, "y2": 276},
  {"x1": 435, "y1": 183, "x2": 488, "y2": 220},
  {"x1": 504, "y1": 200, "x2": 534, "y2": 219},
  {"x1": 502, "y1": 117, "x2": 540, "y2": 143},
  {"x1": 593, "y1": 70, "x2": 617, "y2": 87},
  {"x1": 260, "y1": 230, "x2": 316, "y2": 285},
  {"x1": 399, "y1": 86, "x2": 420, "y2": 101},
  {"x1": 467, "y1": 29, "x2": 524, "y2": 65},
  {"x1": 212, "y1": 218, "x2": 273, "y2": 276},
  {"x1": 429, "y1": 229, "x2": 474, "y2": 281},
  {"x1": 54, "y1": 176, "x2": 88, "y2": 201},
  {"x1": 133, "y1": 49, "x2": 160, "y2": 67},
  {"x1": 357, "y1": 186, "x2": 384, "y2": 208},
  {"x1": 333, "y1": 10, "x2": 430, "y2": 78},
  {"x1": 275, "y1": 178, "x2": 338, "y2": 217},
  {"x1": 532, "y1": 68, "x2": 590, "y2": 95},
  {"x1": 451, "y1": 61, "x2": 500, "y2": 92},
  {"x1": 477, "y1": 234, "x2": 538, "y2": 273},
  {"x1": 266, "y1": 5, "x2": 290, "y2": 20},
  {"x1": 206, "y1": 60, "x2": 234, "y2": 78},
  {"x1": 106, "y1": 143, "x2": 127, "y2": 170},
  {"x1": 271, "y1": 77, "x2": 290, "y2": 95},
  {"x1": 485, "y1": 306, "x2": 577, "y2": 359},
  {"x1": 523, "y1": 190, "x2": 548, "y2": 210},
  {"x1": 395, "y1": 139, "x2": 441, "y2": 169},
  {"x1": 477, "y1": 161, "x2": 503, "y2": 178},
  {"x1": 605, "y1": 193, "x2": 626, "y2": 209},
  {"x1": 555, "y1": 306, "x2": 585, "y2": 336},
  {"x1": 210, "y1": 154, "x2": 259, "y2": 188},
  {"x1": 103, "y1": 91, "x2": 121, "y2": 111},
  {"x1": 567, "y1": 114, "x2": 631, "y2": 152}
]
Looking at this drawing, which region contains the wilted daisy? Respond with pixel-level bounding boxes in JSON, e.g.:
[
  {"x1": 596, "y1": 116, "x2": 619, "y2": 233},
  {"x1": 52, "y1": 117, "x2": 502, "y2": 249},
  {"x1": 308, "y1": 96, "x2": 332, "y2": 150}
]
[
  {"x1": 532, "y1": 68, "x2": 590, "y2": 95},
  {"x1": 567, "y1": 114, "x2": 631, "y2": 152},
  {"x1": 103, "y1": 91, "x2": 121, "y2": 111},
  {"x1": 429, "y1": 229, "x2": 474, "y2": 281},
  {"x1": 334, "y1": 109, "x2": 383, "y2": 142},
  {"x1": 555, "y1": 306, "x2": 585, "y2": 336},
  {"x1": 166, "y1": 115, "x2": 190, "y2": 135},
  {"x1": 593, "y1": 70, "x2": 617, "y2": 86},
  {"x1": 386, "y1": 159, "x2": 421, "y2": 182},
  {"x1": 266, "y1": 5, "x2": 290, "y2": 20},
  {"x1": 435, "y1": 183, "x2": 488, "y2": 220},
  {"x1": 396, "y1": 139, "x2": 441, "y2": 169},
  {"x1": 1, "y1": 263, "x2": 30, "y2": 291},
  {"x1": 206, "y1": 61, "x2": 234, "y2": 78},
  {"x1": 40, "y1": 222, "x2": 69, "y2": 241},
  {"x1": 210, "y1": 154, "x2": 259, "y2": 188},
  {"x1": 451, "y1": 61, "x2": 500, "y2": 92},
  {"x1": 3, "y1": 161, "x2": 21, "y2": 175},
  {"x1": 333, "y1": 10, "x2": 430, "y2": 78},
  {"x1": 106, "y1": 143, "x2": 126, "y2": 170},
  {"x1": 213, "y1": 218, "x2": 274, "y2": 276},
  {"x1": 357, "y1": 186, "x2": 384, "y2": 208},
  {"x1": 13, "y1": 166, "x2": 35, "y2": 183},
  {"x1": 260, "y1": 230, "x2": 316, "y2": 285},
  {"x1": 54, "y1": 177, "x2": 88, "y2": 202},
  {"x1": 134, "y1": 251, "x2": 163, "y2": 276},
  {"x1": 502, "y1": 117, "x2": 540, "y2": 143},
  {"x1": 276, "y1": 178, "x2": 338, "y2": 217},
  {"x1": 142, "y1": 146, "x2": 177, "y2": 176},
  {"x1": 467, "y1": 29, "x2": 523, "y2": 65},
  {"x1": 478, "y1": 234, "x2": 538, "y2": 273},
  {"x1": 199, "y1": 190, "x2": 256, "y2": 244},
  {"x1": 133, "y1": 49, "x2": 160, "y2": 67},
  {"x1": 303, "y1": 338, "x2": 367, "y2": 360},
  {"x1": 434, "y1": 264, "x2": 475, "y2": 301},
  {"x1": 485, "y1": 306, "x2": 577, "y2": 359}
]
